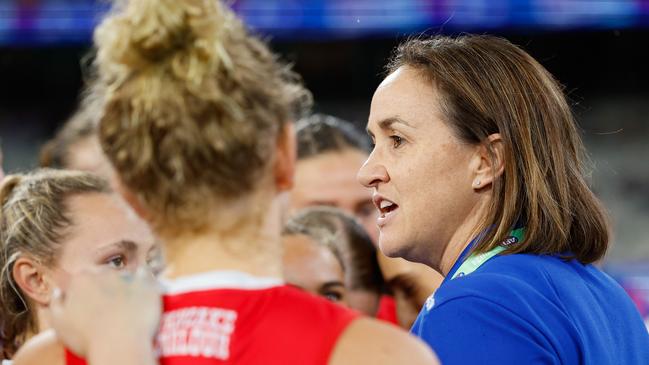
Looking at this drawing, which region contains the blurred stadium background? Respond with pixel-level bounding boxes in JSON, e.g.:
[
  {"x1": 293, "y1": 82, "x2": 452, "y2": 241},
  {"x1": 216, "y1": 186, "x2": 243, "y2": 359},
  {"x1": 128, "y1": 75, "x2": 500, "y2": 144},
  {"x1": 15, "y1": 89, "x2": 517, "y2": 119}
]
[{"x1": 0, "y1": 0, "x2": 648, "y2": 312}]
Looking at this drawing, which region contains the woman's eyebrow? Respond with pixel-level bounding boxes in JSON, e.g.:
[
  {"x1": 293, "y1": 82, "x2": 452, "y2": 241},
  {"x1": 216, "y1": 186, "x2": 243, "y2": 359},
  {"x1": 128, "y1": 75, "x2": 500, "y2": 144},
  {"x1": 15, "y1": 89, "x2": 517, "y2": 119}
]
[
  {"x1": 367, "y1": 117, "x2": 413, "y2": 137},
  {"x1": 320, "y1": 281, "x2": 345, "y2": 290},
  {"x1": 94, "y1": 240, "x2": 139, "y2": 254},
  {"x1": 379, "y1": 117, "x2": 412, "y2": 129}
]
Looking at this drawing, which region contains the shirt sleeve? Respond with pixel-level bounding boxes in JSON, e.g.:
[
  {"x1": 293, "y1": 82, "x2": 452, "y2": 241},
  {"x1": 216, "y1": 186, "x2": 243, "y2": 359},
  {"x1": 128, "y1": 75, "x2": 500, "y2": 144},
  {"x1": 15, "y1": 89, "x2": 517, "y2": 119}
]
[{"x1": 415, "y1": 295, "x2": 559, "y2": 365}]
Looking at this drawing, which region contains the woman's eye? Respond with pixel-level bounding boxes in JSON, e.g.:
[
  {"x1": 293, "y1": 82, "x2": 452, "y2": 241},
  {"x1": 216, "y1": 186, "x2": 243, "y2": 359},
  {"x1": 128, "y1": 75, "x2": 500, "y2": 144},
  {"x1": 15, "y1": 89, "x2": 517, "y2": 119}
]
[
  {"x1": 391, "y1": 135, "x2": 404, "y2": 148},
  {"x1": 323, "y1": 291, "x2": 343, "y2": 302},
  {"x1": 106, "y1": 255, "x2": 126, "y2": 269}
]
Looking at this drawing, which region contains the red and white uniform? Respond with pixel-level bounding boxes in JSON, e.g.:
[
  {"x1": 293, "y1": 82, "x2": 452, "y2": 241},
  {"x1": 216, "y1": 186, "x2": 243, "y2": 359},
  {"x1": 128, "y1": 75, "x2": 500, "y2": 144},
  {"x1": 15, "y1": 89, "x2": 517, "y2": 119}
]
[{"x1": 66, "y1": 271, "x2": 359, "y2": 365}]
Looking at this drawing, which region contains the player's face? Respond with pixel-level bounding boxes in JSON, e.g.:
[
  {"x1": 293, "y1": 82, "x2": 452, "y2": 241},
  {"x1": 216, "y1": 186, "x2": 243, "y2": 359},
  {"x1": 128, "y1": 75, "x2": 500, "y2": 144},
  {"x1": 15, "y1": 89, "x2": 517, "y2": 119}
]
[
  {"x1": 65, "y1": 135, "x2": 116, "y2": 182},
  {"x1": 282, "y1": 234, "x2": 346, "y2": 304},
  {"x1": 358, "y1": 66, "x2": 479, "y2": 269},
  {"x1": 51, "y1": 192, "x2": 160, "y2": 288},
  {"x1": 291, "y1": 149, "x2": 378, "y2": 243}
]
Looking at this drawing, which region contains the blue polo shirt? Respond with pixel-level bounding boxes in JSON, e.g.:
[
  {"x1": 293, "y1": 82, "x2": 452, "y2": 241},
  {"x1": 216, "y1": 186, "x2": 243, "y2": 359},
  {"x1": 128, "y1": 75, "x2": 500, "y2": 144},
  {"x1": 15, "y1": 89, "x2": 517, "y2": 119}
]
[{"x1": 411, "y1": 246, "x2": 649, "y2": 364}]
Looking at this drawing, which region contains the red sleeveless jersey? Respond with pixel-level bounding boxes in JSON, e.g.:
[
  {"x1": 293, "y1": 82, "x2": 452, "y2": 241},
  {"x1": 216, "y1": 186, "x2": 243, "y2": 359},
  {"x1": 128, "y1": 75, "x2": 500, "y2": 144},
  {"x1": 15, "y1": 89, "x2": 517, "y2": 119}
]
[
  {"x1": 376, "y1": 295, "x2": 398, "y2": 325},
  {"x1": 66, "y1": 271, "x2": 359, "y2": 365}
]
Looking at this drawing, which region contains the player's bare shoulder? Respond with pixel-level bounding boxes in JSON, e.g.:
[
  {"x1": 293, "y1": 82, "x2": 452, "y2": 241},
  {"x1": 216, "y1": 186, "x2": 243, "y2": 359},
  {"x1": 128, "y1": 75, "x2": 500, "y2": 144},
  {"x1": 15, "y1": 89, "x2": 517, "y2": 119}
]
[
  {"x1": 329, "y1": 317, "x2": 439, "y2": 365},
  {"x1": 12, "y1": 329, "x2": 66, "y2": 365}
]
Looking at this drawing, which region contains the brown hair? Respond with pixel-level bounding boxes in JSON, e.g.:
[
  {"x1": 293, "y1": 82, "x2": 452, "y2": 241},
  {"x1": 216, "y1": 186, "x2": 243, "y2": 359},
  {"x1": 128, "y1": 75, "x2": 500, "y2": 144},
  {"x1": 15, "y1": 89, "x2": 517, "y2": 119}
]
[
  {"x1": 0, "y1": 169, "x2": 109, "y2": 358},
  {"x1": 388, "y1": 35, "x2": 609, "y2": 264},
  {"x1": 296, "y1": 114, "x2": 372, "y2": 160},
  {"x1": 284, "y1": 206, "x2": 383, "y2": 293},
  {"x1": 92, "y1": 0, "x2": 311, "y2": 234}
]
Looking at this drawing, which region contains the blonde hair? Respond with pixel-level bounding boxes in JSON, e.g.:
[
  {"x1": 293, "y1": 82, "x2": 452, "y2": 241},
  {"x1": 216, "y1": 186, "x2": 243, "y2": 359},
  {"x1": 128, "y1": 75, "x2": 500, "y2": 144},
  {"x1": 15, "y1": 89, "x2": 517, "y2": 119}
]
[
  {"x1": 0, "y1": 169, "x2": 109, "y2": 358},
  {"x1": 93, "y1": 0, "x2": 311, "y2": 234},
  {"x1": 388, "y1": 35, "x2": 609, "y2": 263}
]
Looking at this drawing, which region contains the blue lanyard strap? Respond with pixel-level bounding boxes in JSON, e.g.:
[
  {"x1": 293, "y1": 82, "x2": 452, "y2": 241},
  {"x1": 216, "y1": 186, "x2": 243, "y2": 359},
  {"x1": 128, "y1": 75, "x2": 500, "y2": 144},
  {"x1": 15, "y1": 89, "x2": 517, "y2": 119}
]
[{"x1": 451, "y1": 227, "x2": 525, "y2": 280}]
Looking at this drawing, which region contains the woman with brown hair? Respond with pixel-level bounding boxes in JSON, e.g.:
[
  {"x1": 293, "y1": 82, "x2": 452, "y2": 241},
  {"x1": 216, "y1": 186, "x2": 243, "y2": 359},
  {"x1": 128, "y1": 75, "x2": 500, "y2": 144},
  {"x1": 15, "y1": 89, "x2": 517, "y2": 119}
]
[
  {"x1": 282, "y1": 207, "x2": 352, "y2": 305},
  {"x1": 13, "y1": 0, "x2": 436, "y2": 364},
  {"x1": 282, "y1": 206, "x2": 377, "y2": 307},
  {"x1": 0, "y1": 169, "x2": 157, "y2": 360},
  {"x1": 291, "y1": 116, "x2": 386, "y2": 316},
  {"x1": 358, "y1": 35, "x2": 649, "y2": 364},
  {"x1": 292, "y1": 114, "x2": 442, "y2": 327}
]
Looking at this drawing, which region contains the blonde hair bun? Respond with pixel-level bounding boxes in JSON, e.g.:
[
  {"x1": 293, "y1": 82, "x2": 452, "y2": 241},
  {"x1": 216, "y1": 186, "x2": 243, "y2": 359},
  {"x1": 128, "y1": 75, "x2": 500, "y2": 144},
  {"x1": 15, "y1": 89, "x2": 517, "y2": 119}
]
[
  {"x1": 94, "y1": 0, "x2": 311, "y2": 235},
  {"x1": 96, "y1": 0, "x2": 231, "y2": 90}
]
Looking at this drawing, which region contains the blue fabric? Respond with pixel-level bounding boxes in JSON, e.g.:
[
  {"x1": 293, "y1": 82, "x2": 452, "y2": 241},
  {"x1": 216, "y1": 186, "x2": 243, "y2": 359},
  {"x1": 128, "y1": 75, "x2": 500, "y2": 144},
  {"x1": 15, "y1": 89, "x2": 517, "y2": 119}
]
[{"x1": 411, "y1": 246, "x2": 649, "y2": 365}]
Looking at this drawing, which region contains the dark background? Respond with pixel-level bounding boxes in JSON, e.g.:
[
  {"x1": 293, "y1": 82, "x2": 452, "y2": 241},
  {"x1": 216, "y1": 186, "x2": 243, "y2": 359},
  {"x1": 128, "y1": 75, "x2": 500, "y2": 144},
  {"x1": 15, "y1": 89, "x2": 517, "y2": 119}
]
[{"x1": 0, "y1": 1, "x2": 648, "y2": 261}]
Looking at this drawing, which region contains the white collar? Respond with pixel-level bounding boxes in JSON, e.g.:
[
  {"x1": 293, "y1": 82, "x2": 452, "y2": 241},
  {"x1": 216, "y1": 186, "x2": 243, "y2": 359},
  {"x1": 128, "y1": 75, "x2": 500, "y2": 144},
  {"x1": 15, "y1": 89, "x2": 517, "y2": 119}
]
[{"x1": 160, "y1": 270, "x2": 284, "y2": 295}]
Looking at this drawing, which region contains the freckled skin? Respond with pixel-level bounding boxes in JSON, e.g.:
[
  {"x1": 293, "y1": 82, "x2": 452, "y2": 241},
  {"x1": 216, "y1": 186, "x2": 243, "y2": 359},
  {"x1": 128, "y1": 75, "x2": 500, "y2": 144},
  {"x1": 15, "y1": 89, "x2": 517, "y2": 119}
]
[{"x1": 359, "y1": 66, "x2": 480, "y2": 271}]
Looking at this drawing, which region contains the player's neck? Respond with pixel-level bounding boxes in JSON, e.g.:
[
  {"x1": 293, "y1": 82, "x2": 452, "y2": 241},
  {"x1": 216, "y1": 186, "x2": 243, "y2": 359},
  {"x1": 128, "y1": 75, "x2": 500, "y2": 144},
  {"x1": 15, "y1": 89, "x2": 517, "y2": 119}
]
[
  {"x1": 161, "y1": 194, "x2": 285, "y2": 280},
  {"x1": 162, "y1": 236, "x2": 283, "y2": 280}
]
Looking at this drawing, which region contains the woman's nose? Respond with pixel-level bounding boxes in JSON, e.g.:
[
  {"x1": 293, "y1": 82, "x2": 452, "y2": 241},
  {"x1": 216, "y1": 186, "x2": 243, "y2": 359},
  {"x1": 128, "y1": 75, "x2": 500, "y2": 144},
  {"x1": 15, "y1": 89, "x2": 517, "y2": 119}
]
[{"x1": 357, "y1": 152, "x2": 389, "y2": 188}]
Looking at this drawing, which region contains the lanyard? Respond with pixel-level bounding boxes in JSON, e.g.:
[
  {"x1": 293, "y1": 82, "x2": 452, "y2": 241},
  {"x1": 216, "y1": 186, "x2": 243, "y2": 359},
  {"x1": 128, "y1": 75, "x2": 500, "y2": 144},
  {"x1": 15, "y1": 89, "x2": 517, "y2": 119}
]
[{"x1": 451, "y1": 227, "x2": 525, "y2": 280}]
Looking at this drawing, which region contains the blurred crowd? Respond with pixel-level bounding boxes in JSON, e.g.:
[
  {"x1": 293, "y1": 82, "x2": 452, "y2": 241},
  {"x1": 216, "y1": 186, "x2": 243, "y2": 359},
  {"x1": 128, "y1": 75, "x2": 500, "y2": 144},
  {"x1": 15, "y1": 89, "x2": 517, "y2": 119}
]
[{"x1": 1, "y1": 1, "x2": 649, "y2": 365}]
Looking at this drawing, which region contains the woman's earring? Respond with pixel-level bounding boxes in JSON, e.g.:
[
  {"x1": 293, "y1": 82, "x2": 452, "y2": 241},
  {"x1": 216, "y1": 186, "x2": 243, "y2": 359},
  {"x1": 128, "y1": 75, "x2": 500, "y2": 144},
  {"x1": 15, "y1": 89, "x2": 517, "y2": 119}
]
[{"x1": 474, "y1": 180, "x2": 481, "y2": 188}]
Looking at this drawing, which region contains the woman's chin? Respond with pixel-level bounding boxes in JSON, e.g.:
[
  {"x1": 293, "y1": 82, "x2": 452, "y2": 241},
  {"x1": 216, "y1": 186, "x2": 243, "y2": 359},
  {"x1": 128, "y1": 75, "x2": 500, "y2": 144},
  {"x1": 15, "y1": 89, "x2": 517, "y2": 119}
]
[{"x1": 378, "y1": 237, "x2": 409, "y2": 259}]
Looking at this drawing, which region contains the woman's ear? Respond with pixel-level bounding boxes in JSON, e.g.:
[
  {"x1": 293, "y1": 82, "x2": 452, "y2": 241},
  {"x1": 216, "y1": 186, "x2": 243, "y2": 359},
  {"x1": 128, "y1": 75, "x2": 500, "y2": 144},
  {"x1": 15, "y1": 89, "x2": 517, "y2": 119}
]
[
  {"x1": 273, "y1": 123, "x2": 297, "y2": 192},
  {"x1": 470, "y1": 133, "x2": 505, "y2": 190},
  {"x1": 12, "y1": 256, "x2": 52, "y2": 306}
]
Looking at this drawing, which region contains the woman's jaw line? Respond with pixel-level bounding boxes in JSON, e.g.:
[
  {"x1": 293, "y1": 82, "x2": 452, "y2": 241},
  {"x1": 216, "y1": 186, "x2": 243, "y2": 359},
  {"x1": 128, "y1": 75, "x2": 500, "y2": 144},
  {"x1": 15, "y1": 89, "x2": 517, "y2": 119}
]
[{"x1": 376, "y1": 199, "x2": 488, "y2": 277}]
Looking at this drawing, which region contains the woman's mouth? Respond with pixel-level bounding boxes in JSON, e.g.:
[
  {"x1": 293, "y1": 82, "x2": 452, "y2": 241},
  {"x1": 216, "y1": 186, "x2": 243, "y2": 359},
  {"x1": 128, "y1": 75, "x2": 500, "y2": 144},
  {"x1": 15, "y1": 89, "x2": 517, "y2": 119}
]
[
  {"x1": 379, "y1": 200, "x2": 398, "y2": 215},
  {"x1": 374, "y1": 195, "x2": 399, "y2": 227}
]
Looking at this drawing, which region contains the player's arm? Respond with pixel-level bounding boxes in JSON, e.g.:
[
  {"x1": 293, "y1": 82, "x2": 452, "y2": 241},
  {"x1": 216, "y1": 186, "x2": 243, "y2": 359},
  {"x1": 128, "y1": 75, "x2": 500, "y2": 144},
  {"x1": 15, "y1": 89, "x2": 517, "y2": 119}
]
[{"x1": 329, "y1": 317, "x2": 439, "y2": 365}]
